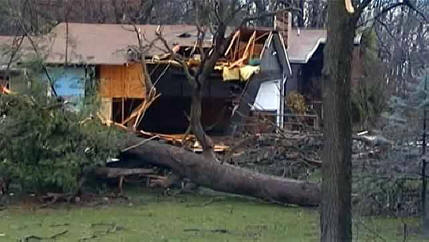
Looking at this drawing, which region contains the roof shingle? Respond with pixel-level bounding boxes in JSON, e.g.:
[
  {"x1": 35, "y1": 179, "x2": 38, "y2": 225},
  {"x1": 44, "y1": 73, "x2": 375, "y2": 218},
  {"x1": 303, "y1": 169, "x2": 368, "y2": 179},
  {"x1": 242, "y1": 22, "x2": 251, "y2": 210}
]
[{"x1": 44, "y1": 23, "x2": 209, "y2": 65}]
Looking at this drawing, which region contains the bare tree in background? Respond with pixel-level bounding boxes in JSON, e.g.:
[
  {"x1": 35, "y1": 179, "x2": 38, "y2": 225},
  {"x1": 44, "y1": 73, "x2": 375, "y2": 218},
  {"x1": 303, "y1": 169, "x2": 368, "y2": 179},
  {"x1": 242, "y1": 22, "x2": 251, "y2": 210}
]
[{"x1": 321, "y1": 0, "x2": 427, "y2": 241}]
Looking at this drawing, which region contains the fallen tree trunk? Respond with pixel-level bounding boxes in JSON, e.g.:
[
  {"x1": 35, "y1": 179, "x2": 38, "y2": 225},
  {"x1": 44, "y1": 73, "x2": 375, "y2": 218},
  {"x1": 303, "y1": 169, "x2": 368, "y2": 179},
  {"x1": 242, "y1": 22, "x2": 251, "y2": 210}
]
[
  {"x1": 94, "y1": 167, "x2": 154, "y2": 178},
  {"x1": 124, "y1": 138, "x2": 320, "y2": 206}
]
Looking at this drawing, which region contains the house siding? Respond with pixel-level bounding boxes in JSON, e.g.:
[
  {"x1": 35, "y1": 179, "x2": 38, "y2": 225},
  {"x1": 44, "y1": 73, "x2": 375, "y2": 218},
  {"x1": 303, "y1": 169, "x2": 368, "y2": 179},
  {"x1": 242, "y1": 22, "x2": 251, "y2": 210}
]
[{"x1": 42, "y1": 67, "x2": 86, "y2": 106}]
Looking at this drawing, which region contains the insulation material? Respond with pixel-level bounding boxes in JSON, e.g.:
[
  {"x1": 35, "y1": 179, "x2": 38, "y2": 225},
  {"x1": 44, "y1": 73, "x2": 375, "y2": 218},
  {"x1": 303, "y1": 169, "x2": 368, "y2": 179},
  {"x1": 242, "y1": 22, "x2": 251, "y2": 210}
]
[
  {"x1": 217, "y1": 30, "x2": 268, "y2": 82},
  {"x1": 99, "y1": 63, "x2": 146, "y2": 98},
  {"x1": 221, "y1": 65, "x2": 260, "y2": 82},
  {"x1": 222, "y1": 67, "x2": 240, "y2": 81},
  {"x1": 240, "y1": 65, "x2": 260, "y2": 81}
]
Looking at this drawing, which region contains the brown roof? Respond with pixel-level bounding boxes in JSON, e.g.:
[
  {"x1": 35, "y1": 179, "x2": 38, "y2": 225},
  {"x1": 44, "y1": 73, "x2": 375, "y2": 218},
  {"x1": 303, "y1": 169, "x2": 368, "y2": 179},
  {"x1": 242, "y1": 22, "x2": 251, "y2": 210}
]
[
  {"x1": 287, "y1": 28, "x2": 361, "y2": 64},
  {"x1": 0, "y1": 36, "x2": 14, "y2": 45},
  {"x1": 0, "y1": 36, "x2": 38, "y2": 68},
  {"x1": 44, "y1": 23, "x2": 211, "y2": 65},
  {"x1": 2, "y1": 23, "x2": 309, "y2": 67},
  {"x1": 0, "y1": 35, "x2": 54, "y2": 68},
  {"x1": 287, "y1": 29, "x2": 326, "y2": 64}
]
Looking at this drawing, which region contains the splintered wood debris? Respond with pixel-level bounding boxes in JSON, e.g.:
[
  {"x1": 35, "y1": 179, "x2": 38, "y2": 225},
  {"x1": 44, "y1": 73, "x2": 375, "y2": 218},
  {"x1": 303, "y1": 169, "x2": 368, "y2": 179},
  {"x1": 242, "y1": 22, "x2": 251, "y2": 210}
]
[{"x1": 139, "y1": 130, "x2": 229, "y2": 153}]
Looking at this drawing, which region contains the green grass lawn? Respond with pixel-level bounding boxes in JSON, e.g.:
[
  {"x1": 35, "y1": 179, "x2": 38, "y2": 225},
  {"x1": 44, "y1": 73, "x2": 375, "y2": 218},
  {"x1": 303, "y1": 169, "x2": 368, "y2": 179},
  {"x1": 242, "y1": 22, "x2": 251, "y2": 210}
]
[{"x1": 0, "y1": 188, "x2": 425, "y2": 241}]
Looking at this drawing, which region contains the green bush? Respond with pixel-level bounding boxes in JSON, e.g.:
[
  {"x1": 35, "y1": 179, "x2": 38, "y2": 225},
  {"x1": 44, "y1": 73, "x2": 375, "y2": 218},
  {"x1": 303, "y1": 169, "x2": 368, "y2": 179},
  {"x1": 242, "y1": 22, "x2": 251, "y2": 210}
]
[
  {"x1": 351, "y1": 28, "x2": 388, "y2": 129},
  {"x1": 351, "y1": 80, "x2": 387, "y2": 128},
  {"x1": 0, "y1": 92, "x2": 124, "y2": 194}
]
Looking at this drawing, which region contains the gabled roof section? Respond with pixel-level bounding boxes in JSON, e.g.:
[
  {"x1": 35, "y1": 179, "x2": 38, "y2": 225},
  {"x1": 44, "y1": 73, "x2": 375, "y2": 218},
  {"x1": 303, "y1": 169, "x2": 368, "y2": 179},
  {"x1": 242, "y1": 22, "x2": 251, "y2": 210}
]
[
  {"x1": 287, "y1": 29, "x2": 326, "y2": 64},
  {"x1": 288, "y1": 29, "x2": 361, "y2": 64}
]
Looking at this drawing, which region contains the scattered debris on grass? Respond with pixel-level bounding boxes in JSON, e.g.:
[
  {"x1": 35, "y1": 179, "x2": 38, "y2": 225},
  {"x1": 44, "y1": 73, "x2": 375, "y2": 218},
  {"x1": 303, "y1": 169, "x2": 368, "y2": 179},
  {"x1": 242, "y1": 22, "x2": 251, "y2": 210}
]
[{"x1": 20, "y1": 230, "x2": 68, "y2": 242}]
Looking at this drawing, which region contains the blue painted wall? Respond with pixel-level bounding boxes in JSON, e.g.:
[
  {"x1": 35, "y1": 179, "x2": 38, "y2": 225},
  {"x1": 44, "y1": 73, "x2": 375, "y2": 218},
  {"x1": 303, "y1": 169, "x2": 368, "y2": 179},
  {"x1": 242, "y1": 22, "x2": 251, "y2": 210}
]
[{"x1": 42, "y1": 67, "x2": 86, "y2": 108}]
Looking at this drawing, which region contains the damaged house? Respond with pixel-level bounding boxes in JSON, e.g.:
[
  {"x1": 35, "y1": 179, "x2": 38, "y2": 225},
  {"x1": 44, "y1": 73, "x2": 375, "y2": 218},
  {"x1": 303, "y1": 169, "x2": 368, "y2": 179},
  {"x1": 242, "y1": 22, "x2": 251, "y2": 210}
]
[
  {"x1": 1, "y1": 12, "x2": 293, "y2": 137},
  {"x1": 1, "y1": 10, "x2": 362, "y2": 135}
]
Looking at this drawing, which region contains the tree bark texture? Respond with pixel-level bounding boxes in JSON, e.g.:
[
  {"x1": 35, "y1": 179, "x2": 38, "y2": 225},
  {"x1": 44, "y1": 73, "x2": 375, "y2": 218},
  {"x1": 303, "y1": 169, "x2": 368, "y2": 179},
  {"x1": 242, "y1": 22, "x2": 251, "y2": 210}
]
[
  {"x1": 124, "y1": 139, "x2": 320, "y2": 207},
  {"x1": 297, "y1": 0, "x2": 305, "y2": 27},
  {"x1": 321, "y1": 1, "x2": 358, "y2": 242},
  {"x1": 187, "y1": 22, "x2": 229, "y2": 158},
  {"x1": 190, "y1": 87, "x2": 214, "y2": 155}
]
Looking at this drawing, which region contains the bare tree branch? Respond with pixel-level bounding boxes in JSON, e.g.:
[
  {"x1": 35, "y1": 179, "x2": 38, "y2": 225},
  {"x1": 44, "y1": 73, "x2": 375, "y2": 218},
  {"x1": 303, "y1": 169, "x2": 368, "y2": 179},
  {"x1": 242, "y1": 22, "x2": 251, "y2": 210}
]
[
  {"x1": 154, "y1": 27, "x2": 197, "y2": 87},
  {"x1": 358, "y1": 0, "x2": 428, "y2": 27},
  {"x1": 132, "y1": 25, "x2": 155, "y2": 94}
]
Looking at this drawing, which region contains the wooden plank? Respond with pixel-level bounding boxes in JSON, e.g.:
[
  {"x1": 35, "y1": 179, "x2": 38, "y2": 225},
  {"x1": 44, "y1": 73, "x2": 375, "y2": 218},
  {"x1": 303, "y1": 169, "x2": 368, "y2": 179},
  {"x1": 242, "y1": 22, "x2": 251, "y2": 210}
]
[
  {"x1": 125, "y1": 63, "x2": 146, "y2": 98},
  {"x1": 99, "y1": 64, "x2": 146, "y2": 99}
]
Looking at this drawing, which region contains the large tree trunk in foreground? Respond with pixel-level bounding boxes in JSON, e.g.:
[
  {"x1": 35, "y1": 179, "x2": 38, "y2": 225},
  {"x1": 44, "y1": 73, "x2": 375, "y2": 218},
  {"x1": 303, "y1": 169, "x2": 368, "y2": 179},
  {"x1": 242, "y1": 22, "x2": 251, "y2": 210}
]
[
  {"x1": 124, "y1": 139, "x2": 320, "y2": 206},
  {"x1": 321, "y1": 1, "x2": 358, "y2": 241}
]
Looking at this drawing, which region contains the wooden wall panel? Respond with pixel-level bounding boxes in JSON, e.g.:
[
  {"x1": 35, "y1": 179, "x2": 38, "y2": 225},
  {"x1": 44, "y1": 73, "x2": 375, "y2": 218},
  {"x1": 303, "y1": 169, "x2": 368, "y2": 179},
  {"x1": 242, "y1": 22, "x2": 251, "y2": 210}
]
[
  {"x1": 99, "y1": 64, "x2": 145, "y2": 98},
  {"x1": 125, "y1": 63, "x2": 146, "y2": 98}
]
